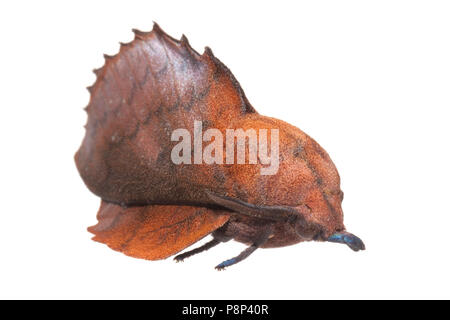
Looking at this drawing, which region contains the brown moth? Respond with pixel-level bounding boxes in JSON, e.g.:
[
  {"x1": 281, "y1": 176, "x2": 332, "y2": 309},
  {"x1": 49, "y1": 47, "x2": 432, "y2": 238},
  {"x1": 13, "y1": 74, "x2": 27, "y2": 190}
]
[{"x1": 76, "y1": 23, "x2": 365, "y2": 269}]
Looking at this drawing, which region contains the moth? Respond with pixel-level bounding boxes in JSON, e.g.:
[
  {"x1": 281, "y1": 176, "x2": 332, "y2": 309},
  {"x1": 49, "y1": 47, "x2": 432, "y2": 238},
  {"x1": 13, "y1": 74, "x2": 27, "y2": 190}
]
[{"x1": 75, "y1": 23, "x2": 365, "y2": 269}]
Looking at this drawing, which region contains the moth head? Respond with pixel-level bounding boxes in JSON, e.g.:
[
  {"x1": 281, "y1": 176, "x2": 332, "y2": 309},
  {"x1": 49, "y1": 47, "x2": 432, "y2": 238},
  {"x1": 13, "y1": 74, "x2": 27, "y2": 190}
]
[{"x1": 291, "y1": 194, "x2": 365, "y2": 251}]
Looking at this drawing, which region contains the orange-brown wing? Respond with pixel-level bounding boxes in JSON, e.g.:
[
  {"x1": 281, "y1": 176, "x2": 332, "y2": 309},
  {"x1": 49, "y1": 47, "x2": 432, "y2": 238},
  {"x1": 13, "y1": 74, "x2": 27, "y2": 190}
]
[
  {"x1": 75, "y1": 23, "x2": 256, "y2": 205},
  {"x1": 88, "y1": 201, "x2": 230, "y2": 260}
]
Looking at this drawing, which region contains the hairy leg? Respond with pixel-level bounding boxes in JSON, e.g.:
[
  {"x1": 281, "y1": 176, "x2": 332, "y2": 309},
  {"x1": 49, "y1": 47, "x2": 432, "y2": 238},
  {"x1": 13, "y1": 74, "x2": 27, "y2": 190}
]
[
  {"x1": 174, "y1": 238, "x2": 221, "y2": 262},
  {"x1": 215, "y1": 225, "x2": 273, "y2": 270}
]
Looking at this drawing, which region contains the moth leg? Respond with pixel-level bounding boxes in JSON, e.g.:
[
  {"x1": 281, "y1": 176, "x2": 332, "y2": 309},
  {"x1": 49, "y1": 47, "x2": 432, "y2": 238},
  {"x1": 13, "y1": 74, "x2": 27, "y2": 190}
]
[
  {"x1": 173, "y1": 238, "x2": 221, "y2": 262},
  {"x1": 206, "y1": 191, "x2": 300, "y2": 222},
  {"x1": 215, "y1": 226, "x2": 273, "y2": 270}
]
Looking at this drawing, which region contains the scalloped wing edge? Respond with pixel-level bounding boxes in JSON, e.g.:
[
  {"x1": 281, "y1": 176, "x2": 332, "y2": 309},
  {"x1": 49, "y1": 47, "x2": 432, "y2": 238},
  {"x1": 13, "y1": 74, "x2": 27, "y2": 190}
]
[
  {"x1": 84, "y1": 22, "x2": 255, "y2": 114},
  {"x1": 88, "y1": 200, "x2": 231, "y2": 260}
]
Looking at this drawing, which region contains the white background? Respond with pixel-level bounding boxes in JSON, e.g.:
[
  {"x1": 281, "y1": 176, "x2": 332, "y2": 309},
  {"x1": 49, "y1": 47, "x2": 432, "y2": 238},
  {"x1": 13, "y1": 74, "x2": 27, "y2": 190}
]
[{"x1": 1, "y1": 1, "x2": 449, "y2": 299}]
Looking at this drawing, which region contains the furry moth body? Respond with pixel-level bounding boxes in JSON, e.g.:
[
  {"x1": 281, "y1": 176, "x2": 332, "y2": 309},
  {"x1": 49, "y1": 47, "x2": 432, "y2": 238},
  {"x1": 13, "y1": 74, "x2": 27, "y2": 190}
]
[{"x1": 76, "y1": 23, "x2": 365, "y2": 269}]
